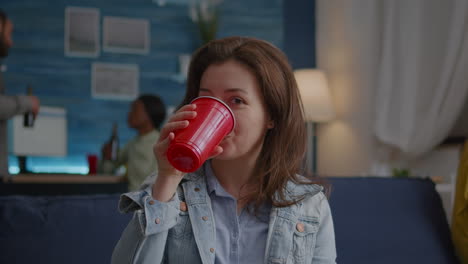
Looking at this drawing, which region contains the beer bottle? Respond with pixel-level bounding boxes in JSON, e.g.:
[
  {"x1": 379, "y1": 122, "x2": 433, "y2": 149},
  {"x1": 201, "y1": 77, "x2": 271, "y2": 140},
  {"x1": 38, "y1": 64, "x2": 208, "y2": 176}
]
[{"x1": 23, "y1": 85, "x2": 35, "y2": 127}]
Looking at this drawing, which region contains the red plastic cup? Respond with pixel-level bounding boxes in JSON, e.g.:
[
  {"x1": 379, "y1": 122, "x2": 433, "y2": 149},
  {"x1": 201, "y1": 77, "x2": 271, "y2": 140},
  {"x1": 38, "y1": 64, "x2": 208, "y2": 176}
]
[
  {"x1": 167, "y1": 96, "x2": 235, "y2": 172},
  {"x1": 87, "y1": 154, "x2": 98, "y2": 175}
]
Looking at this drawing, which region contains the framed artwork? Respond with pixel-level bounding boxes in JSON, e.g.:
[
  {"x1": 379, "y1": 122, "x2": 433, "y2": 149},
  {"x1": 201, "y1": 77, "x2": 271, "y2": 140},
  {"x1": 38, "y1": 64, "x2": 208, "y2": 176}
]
[
  {"x1": 91, "y1": 62, "x2": 139, "y2": 100},
  {"x1": 65, "y1": 7, "x2": 100, "y2": 57},
  {"x1": 103, "y1": 16, "x2": 150, "y2": 54}
]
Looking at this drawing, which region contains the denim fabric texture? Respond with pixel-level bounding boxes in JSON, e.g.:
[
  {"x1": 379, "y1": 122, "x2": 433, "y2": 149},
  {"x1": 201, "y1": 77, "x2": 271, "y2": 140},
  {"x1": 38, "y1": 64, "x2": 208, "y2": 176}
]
[{"x1": 112, "y1": 164, "x2": 337, "y2": 264}]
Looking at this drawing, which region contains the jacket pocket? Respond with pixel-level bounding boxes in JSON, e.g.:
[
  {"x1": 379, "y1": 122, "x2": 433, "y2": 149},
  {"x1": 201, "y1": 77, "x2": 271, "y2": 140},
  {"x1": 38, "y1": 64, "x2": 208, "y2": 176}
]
[{"x1": 291, "y1": 218, "x2": 318, "y2": 263}]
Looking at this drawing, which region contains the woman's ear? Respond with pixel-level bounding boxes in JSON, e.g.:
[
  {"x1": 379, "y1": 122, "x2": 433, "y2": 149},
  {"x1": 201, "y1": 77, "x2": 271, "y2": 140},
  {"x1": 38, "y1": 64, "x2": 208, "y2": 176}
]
[{"x1": 267, "y1": 120, "x2": 275, "y2": 129}]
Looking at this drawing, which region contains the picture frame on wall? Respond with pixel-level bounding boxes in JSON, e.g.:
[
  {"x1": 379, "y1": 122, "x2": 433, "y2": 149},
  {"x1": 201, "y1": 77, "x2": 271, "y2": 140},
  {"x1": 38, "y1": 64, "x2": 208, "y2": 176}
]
[
  {"x1": 103, "y1": 16, "x2": 150, "y2": 54},
  {"x1": 64, "y1": 7, "x2": 100, "y2": 58},
  {"x1": 91, "y1": 62, "x2": 139, "y2": 100}
]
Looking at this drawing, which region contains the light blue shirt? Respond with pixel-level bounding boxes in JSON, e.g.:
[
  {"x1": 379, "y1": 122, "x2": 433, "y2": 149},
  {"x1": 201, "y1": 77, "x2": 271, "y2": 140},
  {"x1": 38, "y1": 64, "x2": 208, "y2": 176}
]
[{"x1": 205, "y1": 161, "x2": 271, "y2": 264}]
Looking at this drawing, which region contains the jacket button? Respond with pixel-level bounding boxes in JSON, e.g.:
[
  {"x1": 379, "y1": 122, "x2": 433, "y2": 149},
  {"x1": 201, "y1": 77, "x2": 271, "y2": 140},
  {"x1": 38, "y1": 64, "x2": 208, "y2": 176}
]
[
  {"x1": 296, "y1": 222, "x2": 304, "y2": 232},
  {"x1": 202, "y1": 216, "x2": 208, "y2": 221},
  {"x1": 155, "y1": 218, "x2": 161, "y2": 224},
  {"x1": 180, "y1": 202, "x2": 188, "y2": 212},
  {"x1": 210, "y1": 248, "x2": 215, "y2": 253},
  {"x1": 148, "y1": 200, "x2": 155, "y2": 205},
  {"x1": 194, "y1": 187, "x2": 200, "y2": 192}
]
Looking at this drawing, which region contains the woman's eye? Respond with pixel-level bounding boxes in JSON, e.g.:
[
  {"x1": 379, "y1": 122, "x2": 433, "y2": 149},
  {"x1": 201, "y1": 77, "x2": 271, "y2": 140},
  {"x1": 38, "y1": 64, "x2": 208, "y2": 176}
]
[{"x1": 230, "y1": 97, "x2": 244, "y2": 105}]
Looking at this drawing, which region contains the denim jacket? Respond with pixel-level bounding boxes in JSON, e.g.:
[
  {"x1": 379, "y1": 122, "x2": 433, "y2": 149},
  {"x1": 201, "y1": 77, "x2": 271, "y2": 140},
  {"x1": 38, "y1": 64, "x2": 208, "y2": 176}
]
[{"x1": 112, "y1": 169, "x2": 337, "y2": 264}]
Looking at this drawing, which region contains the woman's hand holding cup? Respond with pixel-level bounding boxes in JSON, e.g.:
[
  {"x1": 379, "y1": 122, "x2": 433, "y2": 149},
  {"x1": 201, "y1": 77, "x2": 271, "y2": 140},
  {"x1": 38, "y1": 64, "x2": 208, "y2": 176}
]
[
  {"x1": 152, "y1": 104, "x2": 196, "y2": 201},
  {"x1": 152, "y1": 97, "x2": 232, "y2": 202}
]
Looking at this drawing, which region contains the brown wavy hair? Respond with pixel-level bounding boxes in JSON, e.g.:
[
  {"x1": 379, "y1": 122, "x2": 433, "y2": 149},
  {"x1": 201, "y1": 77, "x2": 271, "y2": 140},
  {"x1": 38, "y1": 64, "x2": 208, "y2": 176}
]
[{"x1": 181, "y1": 36, "x2": 312, "y2": 209}]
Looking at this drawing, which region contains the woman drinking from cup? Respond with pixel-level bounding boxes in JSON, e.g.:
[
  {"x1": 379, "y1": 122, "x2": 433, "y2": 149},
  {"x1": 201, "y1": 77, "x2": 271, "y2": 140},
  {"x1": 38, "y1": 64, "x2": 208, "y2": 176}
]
[{"x1": 112, "y1": 36, "x2": 337, "y2": 264}]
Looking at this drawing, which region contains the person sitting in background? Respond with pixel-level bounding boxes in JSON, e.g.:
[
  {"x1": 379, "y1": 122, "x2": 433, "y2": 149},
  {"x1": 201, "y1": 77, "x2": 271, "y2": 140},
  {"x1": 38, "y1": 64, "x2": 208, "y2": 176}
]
[
  {"x1": 100, "y1": 94, "x2": 166, "y2": 191},
  {"x1": 0, "y1": 9, "x2": 40, "y2": 180}
]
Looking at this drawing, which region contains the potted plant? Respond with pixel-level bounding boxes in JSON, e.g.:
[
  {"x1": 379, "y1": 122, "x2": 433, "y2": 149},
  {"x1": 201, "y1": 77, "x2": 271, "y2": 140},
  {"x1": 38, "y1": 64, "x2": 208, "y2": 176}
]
[{"x1": 189, "y1": 0, "x2": 222, "y2": 45}]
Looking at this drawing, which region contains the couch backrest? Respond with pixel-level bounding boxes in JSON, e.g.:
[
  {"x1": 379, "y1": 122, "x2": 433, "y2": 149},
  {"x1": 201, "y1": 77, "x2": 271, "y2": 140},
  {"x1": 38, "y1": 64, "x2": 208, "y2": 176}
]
[
  {"x1": 328, "y1": 177, "x2": 459, "y2": 264},
  {"x1": 0, "y1": 178, "x2": 460, "y2": 264},
  {"x1": 0, "y1": 194, "x2": 131, "y2": 264}
]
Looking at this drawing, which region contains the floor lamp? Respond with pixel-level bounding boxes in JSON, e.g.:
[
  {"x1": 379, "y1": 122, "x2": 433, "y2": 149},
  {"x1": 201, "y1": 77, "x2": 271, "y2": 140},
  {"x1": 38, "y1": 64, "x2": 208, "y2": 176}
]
[{"x1": 294, "y1": 69, "x2": 335, "y2": 175}]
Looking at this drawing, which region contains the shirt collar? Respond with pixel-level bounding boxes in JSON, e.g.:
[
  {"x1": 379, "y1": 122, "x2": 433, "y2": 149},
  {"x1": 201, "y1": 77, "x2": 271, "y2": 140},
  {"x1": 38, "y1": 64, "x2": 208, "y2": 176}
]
[
  {"x1": 185, "y1": 162, "x2": 323, "y2": 202},
  {"x1": 204, "y1": 160, "x2": 234, "y2": 199}
]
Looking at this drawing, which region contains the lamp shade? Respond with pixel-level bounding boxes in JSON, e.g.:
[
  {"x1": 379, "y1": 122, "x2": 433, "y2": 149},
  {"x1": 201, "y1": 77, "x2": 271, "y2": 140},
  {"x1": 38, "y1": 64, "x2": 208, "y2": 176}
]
[{"x1": 294, "y1": 69, "x2": 335, "y2": 122}]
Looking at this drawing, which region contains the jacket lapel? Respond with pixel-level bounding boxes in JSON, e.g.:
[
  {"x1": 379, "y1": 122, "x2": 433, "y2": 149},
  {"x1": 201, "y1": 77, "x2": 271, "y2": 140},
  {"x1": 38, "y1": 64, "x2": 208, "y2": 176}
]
[
  {"x1": 182, "y1": 171, "x2": 216, "y2": 264},
  {"x1": 263, "y1": 180, "x2": 323, "y2": 264}
]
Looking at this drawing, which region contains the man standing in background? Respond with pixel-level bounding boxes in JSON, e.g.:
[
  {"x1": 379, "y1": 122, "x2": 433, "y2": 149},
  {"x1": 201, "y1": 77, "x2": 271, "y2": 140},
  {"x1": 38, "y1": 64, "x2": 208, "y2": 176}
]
[{"x1": 0, "y1": 9, "x2": 40, "y2": 180}]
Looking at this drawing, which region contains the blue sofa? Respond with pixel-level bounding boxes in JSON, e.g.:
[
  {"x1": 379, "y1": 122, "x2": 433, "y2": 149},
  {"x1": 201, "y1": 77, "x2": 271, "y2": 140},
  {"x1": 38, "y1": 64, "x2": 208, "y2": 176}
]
[
  {"x1": 0, "y1": 177, "x2": 459, "y2": 263},
  {"x1": 329, "y1": 177, "x2": 458, "y2": 263}
]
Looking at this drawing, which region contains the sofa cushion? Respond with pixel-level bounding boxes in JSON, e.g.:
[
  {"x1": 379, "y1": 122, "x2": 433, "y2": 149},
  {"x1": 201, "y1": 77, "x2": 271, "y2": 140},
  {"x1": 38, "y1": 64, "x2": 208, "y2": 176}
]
[
  {"x1": 328, "y1": 177, "x2": 459, "y2": 264},
  {"x1": 0, "y1": 194, "x2": 131, "y2": 264},
  {"x1": 0, "y1": 178, "x2": 459, "y2": 264}
]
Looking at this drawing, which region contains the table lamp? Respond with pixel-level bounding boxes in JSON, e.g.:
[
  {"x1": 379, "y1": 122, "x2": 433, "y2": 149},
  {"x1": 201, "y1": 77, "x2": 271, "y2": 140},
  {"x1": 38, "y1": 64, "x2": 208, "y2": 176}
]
[{"x1": 294, "y1": 69, "x2": 335, "y2": 174}]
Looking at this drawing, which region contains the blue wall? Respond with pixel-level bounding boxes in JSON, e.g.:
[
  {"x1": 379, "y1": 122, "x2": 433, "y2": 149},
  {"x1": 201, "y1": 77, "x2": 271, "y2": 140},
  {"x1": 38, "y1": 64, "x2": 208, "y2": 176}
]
[
  {"x1": 2, "y1": 0, "x2": 315, "y2": 173},
  {"x1": 283, "y1": 0, "x2": 316, "y2": 69}
]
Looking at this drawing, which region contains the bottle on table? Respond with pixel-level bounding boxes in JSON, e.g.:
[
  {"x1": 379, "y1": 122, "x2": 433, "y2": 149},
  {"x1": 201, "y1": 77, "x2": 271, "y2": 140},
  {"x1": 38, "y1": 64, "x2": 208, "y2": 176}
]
[
  {"x1": 108, "y1": 122, "x2": 119, "y2": 161},
  {"x1": 23, "y1": 84, "x2": 35, "y2": 127}
]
